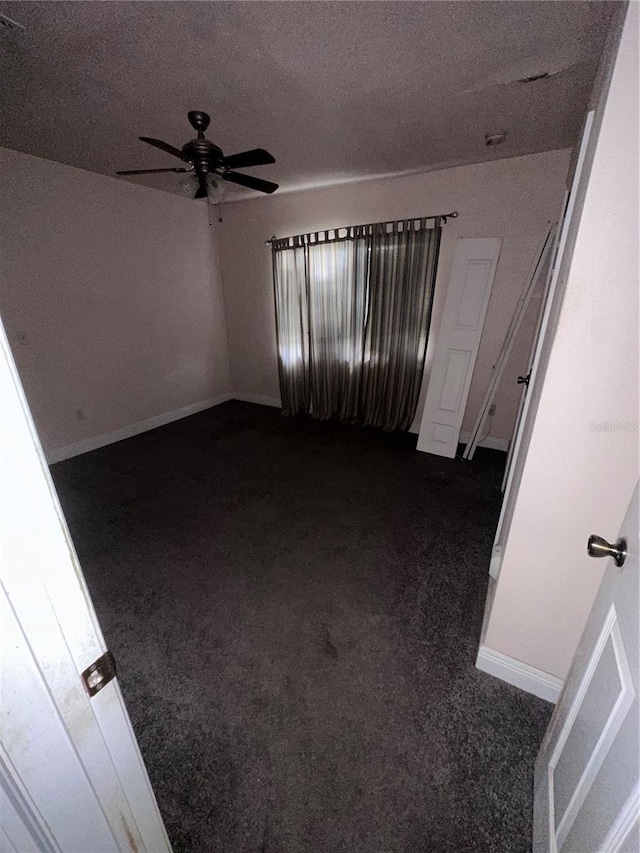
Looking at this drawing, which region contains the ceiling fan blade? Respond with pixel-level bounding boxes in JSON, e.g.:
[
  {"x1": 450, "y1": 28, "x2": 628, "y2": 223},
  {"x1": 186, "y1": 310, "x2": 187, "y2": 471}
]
[
  {"x1": 220, "y1": 148, "x2": 275, "y2": 169},
  {"x1": 221, "y1": 171, "x2": 279, "y2": 194},
  {"x1": 116, "y1": 167, "x2": 192, "y2": 175},
  {"x1": 139, "y1": 137, "x2": 188, "y2": 162}
]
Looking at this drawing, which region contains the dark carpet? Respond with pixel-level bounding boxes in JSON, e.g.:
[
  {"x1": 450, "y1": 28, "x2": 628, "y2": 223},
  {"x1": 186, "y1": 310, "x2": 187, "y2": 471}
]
[{"x1": 51, "y1": 401, "x2": 552, "y2": 853}]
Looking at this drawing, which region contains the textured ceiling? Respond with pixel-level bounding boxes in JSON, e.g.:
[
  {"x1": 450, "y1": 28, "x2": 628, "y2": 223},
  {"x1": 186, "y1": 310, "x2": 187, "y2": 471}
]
[{"x1": 0, "y1": 1, "x2": 617, "y2": 201}]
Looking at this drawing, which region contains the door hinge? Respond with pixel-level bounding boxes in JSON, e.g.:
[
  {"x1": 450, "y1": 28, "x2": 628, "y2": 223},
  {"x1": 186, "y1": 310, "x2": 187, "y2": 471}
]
[
  {"x1": 517, "y1": 372, "x2": 531, "y2": 387},
  {"x1": 82, "y1": 650, "x2": 116, "y2": 697}
]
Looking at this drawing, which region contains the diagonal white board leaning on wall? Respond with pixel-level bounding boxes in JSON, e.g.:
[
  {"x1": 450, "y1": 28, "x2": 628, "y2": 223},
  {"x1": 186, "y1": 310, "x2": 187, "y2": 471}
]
[{"x1": 417, "y1": 237, "x2": 502, "y2": 458}]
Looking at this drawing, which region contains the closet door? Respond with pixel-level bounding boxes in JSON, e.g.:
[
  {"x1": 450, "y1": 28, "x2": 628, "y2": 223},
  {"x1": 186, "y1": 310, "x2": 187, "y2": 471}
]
[{"x1": 417, "y1": 237, "x2": 501, "y2": 458}]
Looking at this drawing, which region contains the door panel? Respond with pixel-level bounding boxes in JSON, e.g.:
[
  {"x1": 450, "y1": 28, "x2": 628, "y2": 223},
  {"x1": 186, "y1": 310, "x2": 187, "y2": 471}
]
[
  {"x1": 534, "y1": 486, "x2": 639, "y2": 853},
  {"x1": 417, "y1": 237, "x2": 501, "y2": 457}
]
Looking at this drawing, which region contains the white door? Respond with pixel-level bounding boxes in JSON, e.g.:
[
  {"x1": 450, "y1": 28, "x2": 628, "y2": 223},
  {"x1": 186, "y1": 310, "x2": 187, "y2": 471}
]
[
  {"x1": 533, "y1": 484, "x2": 639, "y2": 853},
  {"x1": 0, "y1": 322, "x2": 172, "y2": 852},
  {"x1": 417, "y1": 237, "x2": 501, "y2": 457}
]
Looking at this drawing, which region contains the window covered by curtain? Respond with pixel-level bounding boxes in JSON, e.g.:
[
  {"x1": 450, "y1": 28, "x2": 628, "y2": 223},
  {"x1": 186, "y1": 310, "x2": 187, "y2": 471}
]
[{"x1": 272, "y1": 218, "x2": 441, "y2": 431}]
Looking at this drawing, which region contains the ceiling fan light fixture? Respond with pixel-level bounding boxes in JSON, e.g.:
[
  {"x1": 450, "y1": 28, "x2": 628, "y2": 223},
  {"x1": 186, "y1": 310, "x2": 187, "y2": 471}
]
[
  {"x1": 178, "y1": 174, "x2": 197, "y2": 197},
  {"x1": 485, "y1": 131, "x2": 507, "y2": 147},
  {"x1": 207, "y1": 177, "x2": 226, "y2": 205},
  {"x1": 178, "y1": 173, "x2": 226, "y2": 202}
]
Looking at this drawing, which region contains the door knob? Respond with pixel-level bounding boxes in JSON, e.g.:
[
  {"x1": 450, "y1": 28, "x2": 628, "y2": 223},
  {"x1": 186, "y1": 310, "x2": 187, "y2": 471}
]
[{"x1": 587, "y1": 534, "x2": 627, "y2": 567}]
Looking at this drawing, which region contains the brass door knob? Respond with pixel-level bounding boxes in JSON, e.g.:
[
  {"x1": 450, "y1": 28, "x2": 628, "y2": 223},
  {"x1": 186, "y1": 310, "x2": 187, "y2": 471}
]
[{"x1": 587, "y1": 535, "x2": 627, "y2": 567}]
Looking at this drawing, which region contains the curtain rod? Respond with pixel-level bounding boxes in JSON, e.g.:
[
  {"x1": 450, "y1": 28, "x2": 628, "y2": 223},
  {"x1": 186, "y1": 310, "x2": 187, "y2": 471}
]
[{"x1": 264, "y1": 211, "x2": 458, "y2": 245}]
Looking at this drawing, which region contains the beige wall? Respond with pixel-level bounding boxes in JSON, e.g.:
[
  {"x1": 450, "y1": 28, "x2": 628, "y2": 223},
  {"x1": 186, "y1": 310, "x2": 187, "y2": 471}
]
[
  {"x1": 483, "y1": 3, "x2": 639, "y2": 679},
  {"x1": 217, "y1": 149, "x2": 571, "y2": 439},
  {"x1": 0, "y1": 147, "x2": 232, "y2": 455},
  {"x1": 0, "y1": 145, "x2": 570, "y2": 456}
]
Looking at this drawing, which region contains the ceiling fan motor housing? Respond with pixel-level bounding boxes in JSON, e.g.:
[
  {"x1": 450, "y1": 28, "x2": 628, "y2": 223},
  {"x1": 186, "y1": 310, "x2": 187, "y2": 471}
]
[{"x1": 182, "y1": 137, "x2": 223, "y2": 175}]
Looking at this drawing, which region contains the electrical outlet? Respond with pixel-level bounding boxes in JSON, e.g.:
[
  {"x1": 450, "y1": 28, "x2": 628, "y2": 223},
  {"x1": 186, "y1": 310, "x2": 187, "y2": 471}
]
[
  {"x1": 488, "y1": 404, "x2": 496, "y2": 417},
  {"x1": 75, "y1": 408, "x2": 86, "y2": 421}
]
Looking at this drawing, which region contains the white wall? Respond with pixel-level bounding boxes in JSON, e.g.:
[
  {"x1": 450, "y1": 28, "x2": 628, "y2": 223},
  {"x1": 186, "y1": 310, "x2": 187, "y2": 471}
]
[
  {"x1": 0, "y1": 146, "x2": 570, "y2": 457},
  {"x1": 482, "y1": 3, "x2": 639, "y2": 680},
  {"x1": 0, "y1": 147, "x2": 232, "y2": 456},
  {"x1": 216, "y1": 149, "x2": 571, "y2": 439}
]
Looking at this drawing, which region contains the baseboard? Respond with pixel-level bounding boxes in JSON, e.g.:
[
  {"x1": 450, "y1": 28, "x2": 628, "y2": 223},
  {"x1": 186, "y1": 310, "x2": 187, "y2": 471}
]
[
  {"x1": 233, "y1": 404, "x2": 509, "y2": 451},
  {"x1": 45, "y1": 393, "x2": 505, "y2": 464},
  {"x1": 231, "y1": 403, "x2": 506, "y2": 448},
  {"x1": 46, "y1": 393, "x2": 233, "y2": 464},
  {"x1": 460, "y1": 431, "x2": 510, "y2": 452},
  {"x1": 233, "y1": 393, "x2": 282, "y2": 408},
  {"x1": 408, "y1": 425, "x2": 509, "y2": 451},
  {"x1": 476, "y1": 644, "x2": 564, "y2": 703}
]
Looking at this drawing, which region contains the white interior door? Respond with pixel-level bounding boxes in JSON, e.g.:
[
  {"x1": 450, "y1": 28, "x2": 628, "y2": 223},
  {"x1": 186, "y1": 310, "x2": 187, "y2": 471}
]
[
  {"x1": 417, "y1": 237, "x2": 501, "y2": 458},
  {"x1": 0, "y1": 322, "x2": 172, "y2": 852},
  {"x1": 533, "y1": 484, "x2": 639, "y2": 853}
]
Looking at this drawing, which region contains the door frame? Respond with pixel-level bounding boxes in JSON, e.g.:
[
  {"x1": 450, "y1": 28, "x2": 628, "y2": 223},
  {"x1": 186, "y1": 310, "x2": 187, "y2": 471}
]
[{"x1": 489, "y1": 110, "x2": 595, "y2": 575}]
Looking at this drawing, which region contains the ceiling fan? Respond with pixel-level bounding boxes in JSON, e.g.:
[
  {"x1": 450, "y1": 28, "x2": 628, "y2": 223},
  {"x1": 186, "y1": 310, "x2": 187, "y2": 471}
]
[{"x1": 116, "y1": 111, "x2": 278, "y2": 199}]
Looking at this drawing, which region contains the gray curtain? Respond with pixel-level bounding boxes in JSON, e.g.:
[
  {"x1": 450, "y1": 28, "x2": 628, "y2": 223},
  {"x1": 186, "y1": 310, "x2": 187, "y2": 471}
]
[{"x1": 272, "y1": 219, "x2": 441, "y2": 431}]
